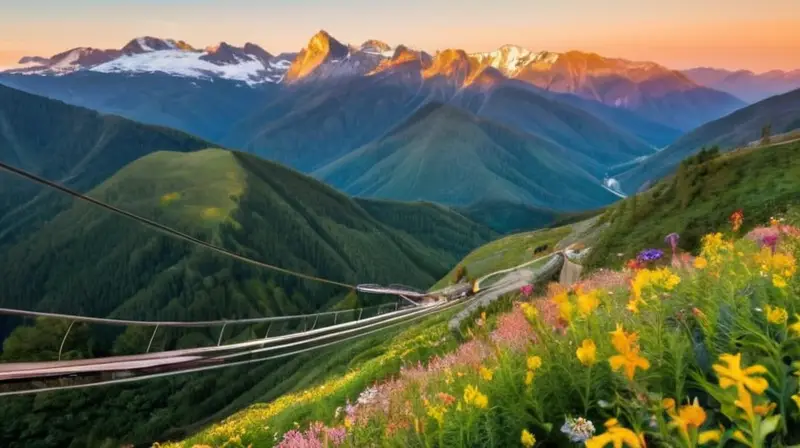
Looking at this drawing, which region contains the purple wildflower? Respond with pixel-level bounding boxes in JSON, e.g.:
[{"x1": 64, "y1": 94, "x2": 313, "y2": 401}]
[
  {"x1": 637, "y1": 249, "x2": 664, "y2": 263},
  {"x1": 762, "y1": 234, "x2": 779, "y2": 253},
  {"x1": 520, "y1": 284, "x2": 534, "y2": 297},
  {"x1": 664, "y1": 233, "x2": 680, "y2": 255}
]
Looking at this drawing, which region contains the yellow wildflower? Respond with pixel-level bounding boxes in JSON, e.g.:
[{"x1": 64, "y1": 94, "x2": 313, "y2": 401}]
[
  {"x1": 609, "y1": 324, "x2": 650, "y2": 380},
  {"x1": 626, "y1": 297, "x2": 644, "y2": 314},
  {"x1": 772, "y1": 275, "x2": 788, "y2": 289},
  {"x1": 790, "y1": 316, "x2": 800, "y2": 338},
  {"x1": 698, "y1": 430, "x2": 722, "y2": 445},
  {"x1": 576, "y1": 339, "x2": 597, "y2": 367},
  {"x1": 754, "y1": 402, "x2": 776, "y2": 416},
  {"x1": 765, "y1": 305, "x2": 788, "y2": 324},
  {"x1": 525, "y1": 370, "x2": 534, "y2": 386},
  {"x1": 521, "y1": 302, "x2": 538, "y2": 321},
  {"x1": 577, "y1": 290, "x2": 601, "y2": 317},
  {"x1": 712, "y1": 353, "x2": 769, "y2": 396},
  {"x1": 585, "y1": 419, "x2": 642, "y2": 448},
  {"x1": 755, "y1": 249, "x2": 797, "y2": 278},
  {"x1": 713, "y1": 353, "x2": 769, "y2": 420},
  {"x1": 694, "y1": 257, "x2": 708, "y2": 269},
  {"x1": 463, "y1": 385, "x2": 488, "y2": 409},
  {"x1": 792, "y1": 394, "x2": 800, "y2": 410},
  {"x1": 479, "y1": 366, "x2": 494, "y2": 382},
  {"x1": 667, "y1": 397, "x2": 706, "y2": 437},
  {"x1": 605, "y1": 418, "x2": 619, "y2": 429},
  {"x1": 521, "y1": 429, "x2": 536, "y2": 447},
  {"x1": 733, "y1": 430, "x2": 749, "y2": 445},
  {"x1": 629, "y1": 268, "x2": 681, "y2": 313},
  {"x1": 610, "y1": 324, "x2": 638, "y2": 354},
  {"x1": 662, "y1": 398, "x2": 676, "y2": 411},
  {"x1": 701, "y1": 233, "x2": 734, "y2": 265},
  {"x1": 426, "y1": 404, "x2": 446, "y2": 426},
  {"x1": 527, "y1": 356, "x2": 542, "y2": 371}
]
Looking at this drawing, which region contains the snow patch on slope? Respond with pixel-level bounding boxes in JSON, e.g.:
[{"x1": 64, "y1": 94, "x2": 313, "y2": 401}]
[{"x1": 91, "y1": 50, "x2": 282, "y2": 85}]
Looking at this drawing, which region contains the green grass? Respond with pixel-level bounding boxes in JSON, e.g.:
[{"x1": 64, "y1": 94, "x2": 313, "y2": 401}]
[
  {"x1": 586, "y1": 140, "x2": 800, "y2": 269},
  {"x1": 431, "y1": 225, "x2": 572, "y2": 290},
  {"x1": 93, "y1": 149, "x2": 244, "y2": 231}
]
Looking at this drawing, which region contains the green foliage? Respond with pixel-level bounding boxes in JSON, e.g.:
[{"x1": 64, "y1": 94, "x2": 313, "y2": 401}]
[
  {"x1": 314, "y1": 103, "x2": 620, "y2": 210},
  {"x1": 586, "y1": 141, "x2": 800, "y2": 269},
  {"x1": 619, "y1": 87, "x2": 800, "y2": 192},
  {"x1": 457, "y1": 200, "x2": 562, "y2": 234},
  {"x1": 0, "y1": 149, "x2": 494, "y2": 447},
  {"x1": 431, "y1": 226, "x2": 572, "y2": 290},
  {"x1": 0, "y1": 83, "x2": 214, "y2": 245}
]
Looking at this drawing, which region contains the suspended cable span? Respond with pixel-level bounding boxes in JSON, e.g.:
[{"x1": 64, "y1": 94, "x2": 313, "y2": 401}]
[
  {"x1": 0, "y1": 299, "x2": 466, "y2": 396},
  {"x1": 0, "y1": 301, "x2": 403, "y2": 328},
  {"x1": 0, "y1": 160, "x2": 354, "y2": 289},
  {"x1": 0, "y1": 301, "x2": 440, "y2": 380}
]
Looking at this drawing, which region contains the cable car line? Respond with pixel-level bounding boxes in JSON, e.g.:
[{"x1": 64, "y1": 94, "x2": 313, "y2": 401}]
[{"x1": 0, "y1": 160, "x2": 354, "y2": 289}]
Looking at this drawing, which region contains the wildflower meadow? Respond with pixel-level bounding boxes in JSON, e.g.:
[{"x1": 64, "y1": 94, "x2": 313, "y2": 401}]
[{"x1": 172, "y1": 209, "x2": 800, "y2": 447}]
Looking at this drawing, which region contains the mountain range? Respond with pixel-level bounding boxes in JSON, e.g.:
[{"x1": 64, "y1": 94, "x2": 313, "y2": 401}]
[
  {"x1": 683, "y1": 67, "x2": 800, "y2": 103},
  {"x1": 2, "y1": 31, "x2": 797, "y2": 211},
  {"x1": 1, "y1": 28, "x2": 799, "y2": 448}
]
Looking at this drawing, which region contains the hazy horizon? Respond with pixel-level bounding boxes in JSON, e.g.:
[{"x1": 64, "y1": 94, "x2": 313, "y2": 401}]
[{"x1": 1, "y1": 0, "x2": 798, "y2": 72}]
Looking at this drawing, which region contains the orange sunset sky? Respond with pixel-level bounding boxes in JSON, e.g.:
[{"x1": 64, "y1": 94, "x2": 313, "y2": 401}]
[{"x1": 1, "y1": 0, "x2": 798, "y2": 72}]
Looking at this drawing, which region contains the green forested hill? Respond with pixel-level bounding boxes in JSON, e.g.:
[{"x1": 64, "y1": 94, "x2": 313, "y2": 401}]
[
  {"x1": 0, "y1": 148, "x2": 495, "y2": 447},
  {"x1": 0, "y1": 148, "x2": 494, "y2": 322},
  {"x1": 0, "y1": 83, "x2": 214, "y2": 244},
  {"x1": 314, "y1": 103, "x2": 619, "y2": 210},
  {"x1": 617, "y1": 88, "x2": 800, "y2": 193},
  {"x1": 586, "y1": 140, "x2": 800, "y2": 268}
]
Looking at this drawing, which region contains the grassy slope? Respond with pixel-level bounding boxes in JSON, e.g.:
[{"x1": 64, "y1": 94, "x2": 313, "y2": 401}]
[
  {"x1": 0, "y1": 83, "x2": 215, "y2": 245},
  {"x1": 430, "y1": 225, "x2": 573, "y2": 290},
  {"x1": 171, "y1": 310, "x2": 462, "y2": 447},
  {"x1": 586, "y1": 140, "x2": 800, "y2": 269},
  {"x1": 314, "y1": 103, "x2": 619, "y2": 210},
  {"x1": 0, "y1": 149, "x2": 496, "y2": 447},
  {"x1": 618, "y1": 87, "x2": 800, "y2": 193}
]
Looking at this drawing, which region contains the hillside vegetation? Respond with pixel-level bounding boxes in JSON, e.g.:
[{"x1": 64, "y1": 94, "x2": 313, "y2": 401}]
[
  {"x1": 172, "y1": 206, "x2": 800, "y2": 447},
  {"x1": 315, "y1": 103, "x2": 619, "y2": 210},
  {"x1": 586, "y1": 140, "x2": 800, "y2": 269},
  {"x1": 0, "y1": 149, "x2": 496, "y2": 447},
  {"x1": 0, "y1": 83, "x2": 214, "y2": 244},
  {"x1": 618, "y1": 88, "x2": 800, "y2": 193}
]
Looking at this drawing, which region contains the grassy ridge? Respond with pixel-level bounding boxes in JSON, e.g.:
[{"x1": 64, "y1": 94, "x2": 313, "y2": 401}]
[
  {"x1": 618, "y1": 87, "x2": 800, "y2": 193},
  {"x1": 587, "y1": 140, "x2": 800, "y2": 269},
  {"x1": 430, "y1": 226, "x2": 572, "y2": 290}
]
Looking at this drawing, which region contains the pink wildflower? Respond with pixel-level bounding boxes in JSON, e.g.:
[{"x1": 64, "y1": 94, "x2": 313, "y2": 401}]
[
  {"x1": 326, "y1": 427, "x2": 347, "y2": 446},
  {"x1": 490, "y1": 304, "x2": 537, "y2": 351}
]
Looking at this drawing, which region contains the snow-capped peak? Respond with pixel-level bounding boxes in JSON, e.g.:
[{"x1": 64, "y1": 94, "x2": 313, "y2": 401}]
[
  {"x1": 471, "y1": 45, "x2": 559, "y2": 77},
  {"x1": 121, "y1": 37, "x2": 194, "y2": 55}
]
